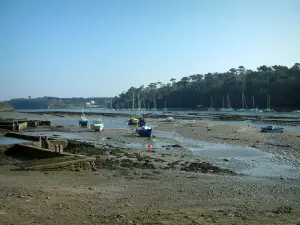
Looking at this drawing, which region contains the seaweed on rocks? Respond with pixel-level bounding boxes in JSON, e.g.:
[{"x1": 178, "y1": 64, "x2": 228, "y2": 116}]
[{"x1": 181, "y1": 162, "x2": 235, "y2": 174}]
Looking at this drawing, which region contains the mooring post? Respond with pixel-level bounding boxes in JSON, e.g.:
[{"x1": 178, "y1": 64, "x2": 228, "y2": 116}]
[{"x1": 60, "y1": 144, "x2": 63, "y2": 153}]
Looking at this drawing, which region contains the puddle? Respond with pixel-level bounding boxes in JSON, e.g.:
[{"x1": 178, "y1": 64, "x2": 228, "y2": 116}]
[
  {"x1": 23, "y1": 131, "x2": 84, "y2": 140},
  {"x1": 46, "y1": 117, "x2": 130, "y2": 129},
  {"x1": 156, "y1": 130, "x2": 300, "y2": 179},
  {"x1": 241, "y1": 161, "x2": 299, "y2": 178},
  {"x1": 189, "y1": 146, "x2": 267, "y2": 158},
  {"x1": 0, "y1": 137, "x2": 32, "y2": 145},
  {"x1": 125, "y1": 139, "x2": 171, "y2": 151}
]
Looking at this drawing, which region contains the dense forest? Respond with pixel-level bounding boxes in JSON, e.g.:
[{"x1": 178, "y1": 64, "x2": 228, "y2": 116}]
[
  {"x1": 113, "y1": 63, "x2": 300, "y2": 110},
  {"x1": 7, "y1": 97, "x2": 111, "y2": 110}
]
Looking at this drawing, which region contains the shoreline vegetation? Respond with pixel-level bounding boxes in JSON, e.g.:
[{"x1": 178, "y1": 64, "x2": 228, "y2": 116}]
[
  {"x1": 0, "y1": 111, "x2": 300, "y2": 224},
  {"x1": 2, "y1": 64, "x2": 300, "y2": 112},
  {"x1": 113, "y1": 63, "x2": 300, "y2": 110}
]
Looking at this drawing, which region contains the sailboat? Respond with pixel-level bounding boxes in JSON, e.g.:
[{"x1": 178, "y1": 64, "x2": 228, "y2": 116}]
[
  {"x1": 236, "y1": 92, "x2": 248, "y2": 111},
  {"x1": 128, "y1": 92, "x2": 140, "y2": 125},
  {"x1": 79, "y1": 108, "x2": 88, "y2": 127},
  {"x1": 248, "y1": 96, "x2": 260, "y2": 112},
  {"x1": 163, "y1": 100, "x2": 168, "y2": 111},
  {"x1": 264, "y1": 94, "x2": 274, "y2": 112},
  {"x1": 110, "y1": 100, "x2": 115, "y2": 111},
  {"x1": 207, "y1": 96, "x2": 215, "y2": 111},
  {"x1": 219, "y1": 94, "x2": 235, "y2": 112}
]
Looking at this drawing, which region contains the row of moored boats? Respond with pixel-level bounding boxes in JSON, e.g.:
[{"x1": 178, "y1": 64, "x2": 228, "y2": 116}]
[{"x1": 79, "y1": 110, "x2": 153, "y2": 137}]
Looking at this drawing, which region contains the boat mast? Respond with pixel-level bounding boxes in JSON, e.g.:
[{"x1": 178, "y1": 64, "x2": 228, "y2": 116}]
[
  {"x1": 227, "y1": 94, "x2": 231, "y2": 109},
  {"x1": 132, "y1": 92, "x2": 135, "y2": 110},
  {"x1": 242, "y1": 92, "x2": 244, "y2": 109},
  {"x1": 222, "y1": 96, "x2": 225, "y2": 108},
  {"x1": 137, "y1": 94, "x2": 141, "y2": 110},
  {"x1": 267, "y1": 94, "x2": 270, "y2": 109},
  {"x1": 244, "y1": 94, "x2": 248, "y2": 109}
]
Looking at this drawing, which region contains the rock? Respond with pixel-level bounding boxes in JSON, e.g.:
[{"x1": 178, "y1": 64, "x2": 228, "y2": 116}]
[
  {"x1": 171, "y1": 144, "x2": 181, "y2": 148},
  {"x1": 46, "y1": 196, "x2": 51, "y2": 200},
  {"x1": 127, "y1": 220, "x2": 133, "y2": 224},
  {"x1": 92, "y1": 166, "x2": 98, "y2": 171},
  {"x1": 157, "y1": 210, "x2": 164, "y2": 215},
  {"x1": 222, "y1": 158, "x2": 229, "y2": 162},
  {"x1": 272, "y1": 206, "x2": 292, "y2": 214}
]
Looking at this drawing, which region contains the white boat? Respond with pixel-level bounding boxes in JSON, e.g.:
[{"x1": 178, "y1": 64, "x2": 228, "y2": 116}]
[
  {"x1": 236, "y1": 92, "x2": 248, "y2": 111},
  {"x1": 263, "y1": 94, "x2": 274, "y2": 112},
  {"x1": 207, "y1": 96, "x2": 216, "y2": 111},
  {"x1": 248, "y1": 96, "x2": 260, "y2": 112},
  {"x1": 90, "y1": 118, "x2": 104, "y2": 131},
  {"x1": 164, "y1": 116, "x2": 174, "y2": 122},
  {"x1": 219, "y1": 94, "x2": 235, "y2": 112}
]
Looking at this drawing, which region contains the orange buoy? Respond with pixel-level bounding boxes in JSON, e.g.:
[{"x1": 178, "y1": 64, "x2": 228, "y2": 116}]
[{"x1": 148, "y1": 144, "x2": 153, "y2": 151}]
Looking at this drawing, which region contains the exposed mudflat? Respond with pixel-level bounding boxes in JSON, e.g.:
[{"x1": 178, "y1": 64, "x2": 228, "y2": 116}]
[{"x1": 1, "y1": 112, "x2": 300, "y2": 224}]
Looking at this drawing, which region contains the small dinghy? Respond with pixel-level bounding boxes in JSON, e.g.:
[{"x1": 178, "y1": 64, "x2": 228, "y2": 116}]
[{"x1": 260, "y1": 125, "x2": 284, "y2": 132}]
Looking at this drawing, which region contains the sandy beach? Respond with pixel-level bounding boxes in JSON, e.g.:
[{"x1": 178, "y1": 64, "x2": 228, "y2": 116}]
[{"x1": 1, "y1": 111, "x2": 300, "y2": 224}]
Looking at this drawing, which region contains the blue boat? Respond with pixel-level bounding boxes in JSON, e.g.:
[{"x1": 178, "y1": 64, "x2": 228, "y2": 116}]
[
  {"x1": 136, "y1": 118, "x2": 152, "y2": 137},
  {"x1": 260, "y1": 125, "x2": 284, "y2": 132}
]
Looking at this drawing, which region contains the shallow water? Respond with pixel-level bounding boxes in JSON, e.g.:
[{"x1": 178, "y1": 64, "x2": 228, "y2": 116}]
[
  {"x1": 23, "y1": 131, "x2": 89, "y2": 140},
  {"x1": 0, "y1": 137, "x2": 32, "y2": 145},
  {"x1": 200, "y1": 119, "x2": 300, "y2": 132},
  {"x1": 16, "y1": 108, "x2": 300, "y2": 118},
  {"x1": 48, "y1": 116, "x2": 129, "y2": 129},
  {"x1": 156, "y1": 130, "x2": 300, "y2": 179},
  {"x1": 7, "y1": 112, "x2": 300, "y2": 179}
]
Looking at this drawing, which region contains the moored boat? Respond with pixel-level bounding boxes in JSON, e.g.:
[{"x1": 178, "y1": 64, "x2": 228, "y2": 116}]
[
  {"x1": 90, "y1": 118, "x2": 104, "y2": 131},
  {"x1": 79, "y1": 109, "x2": 88, "y2": 127},
  {"x1": 136, "y1": 118, "x2": 152, "y2": 137},
  {"x1": 164, "y1": 116, "x2": 174, "y2": 122},
  {"x1": 128, "y1": 117, "x2": 138, "y2": 125},
  {"x1": 260, "y1": 125, "x2": 284, "y2": 132}
]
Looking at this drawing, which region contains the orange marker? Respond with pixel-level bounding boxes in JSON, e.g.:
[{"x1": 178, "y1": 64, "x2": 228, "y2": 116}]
[{"x1": 148, "y1": 144, "x2": 153, "y2": 151}]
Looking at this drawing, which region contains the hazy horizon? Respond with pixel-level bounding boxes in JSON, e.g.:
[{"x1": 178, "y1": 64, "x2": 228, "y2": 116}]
[{"x1": 1, "y1": 0, "x2": 300, "y2": 101}]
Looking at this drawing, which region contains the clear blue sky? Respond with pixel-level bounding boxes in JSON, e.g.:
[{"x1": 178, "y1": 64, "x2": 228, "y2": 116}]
[{"x1": 0, "y1": 0, "x2": 299, "y2": 101}]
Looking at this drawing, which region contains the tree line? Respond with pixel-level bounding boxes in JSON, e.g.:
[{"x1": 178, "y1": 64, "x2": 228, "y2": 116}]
[
  {"x1": 113, "y1": 63, "x2": 300, "y2": 110},
  {"x1": 7, "y1": 97, "x2": 111, "y2": 109}
]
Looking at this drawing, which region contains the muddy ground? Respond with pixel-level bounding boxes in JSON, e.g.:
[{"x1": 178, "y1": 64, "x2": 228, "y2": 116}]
[{"x1": 1, "y1": 112, "x2": 300, "y2": 224}]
